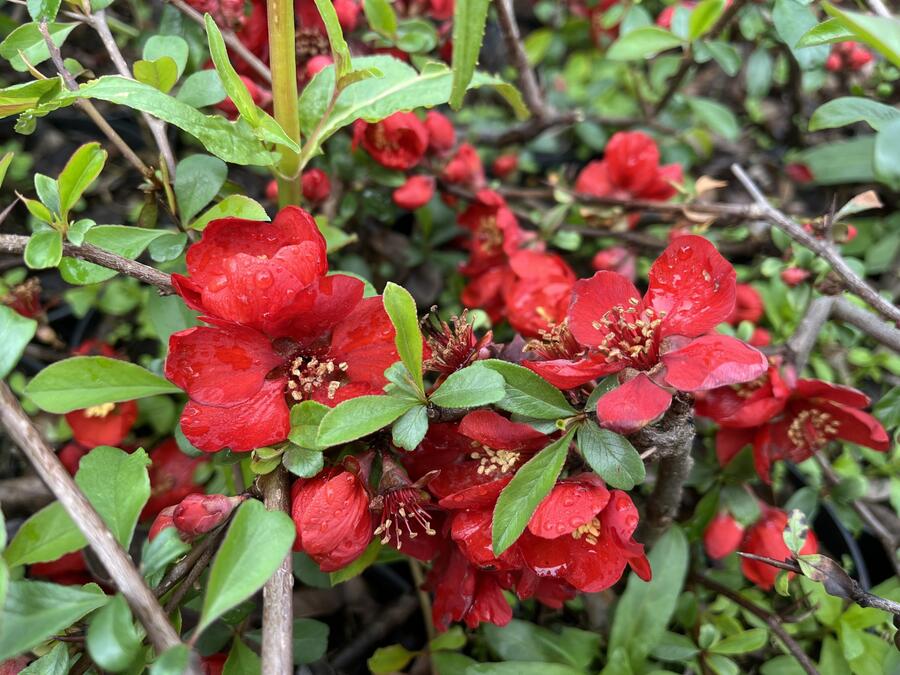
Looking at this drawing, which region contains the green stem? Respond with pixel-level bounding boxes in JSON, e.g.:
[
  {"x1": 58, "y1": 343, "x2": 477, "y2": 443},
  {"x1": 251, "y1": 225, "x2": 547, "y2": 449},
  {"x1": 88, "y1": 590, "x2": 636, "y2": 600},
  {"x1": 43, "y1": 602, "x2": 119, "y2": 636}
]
[{"x1": 267, "y1": 0, "x2": 301, "y2": 207}]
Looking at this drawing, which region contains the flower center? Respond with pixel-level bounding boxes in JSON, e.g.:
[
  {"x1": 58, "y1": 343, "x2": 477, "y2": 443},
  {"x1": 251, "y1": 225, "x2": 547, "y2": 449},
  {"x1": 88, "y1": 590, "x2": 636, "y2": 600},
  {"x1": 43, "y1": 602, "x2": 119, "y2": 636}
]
[
  {"x1": 572, "y1": 517, "x2": 602, "y2": 545},
  {"x1": 295, "y1": 28, "x2": 329, "y2": 61},
  {"x1": 787, "y1": 408, "x2": 841, "y2": 451},
  {"x1": 591, "y1": 298, "x2": 664, "y2": 370},
  {"x1": 373, "y1": 487, "x2": 436, "y2": 550},
  {"x1": 285, "y1": 355, "x2": 348, "y2": 403},
  {"x1": 526, "y1": 321, "x2": 582, "y2": 361},
  {"x1": 84, "y1": 402, "x2": 115, "y2": 418},
  {"x1": 476, "y1": 216, "x2": 502, "y2": 253},
  {"x1": 470, "y1": 442, "x2": 520, "y2": 476},
  {"x1": 732, "y1": 375, "x2": 766, "y2": 399}
]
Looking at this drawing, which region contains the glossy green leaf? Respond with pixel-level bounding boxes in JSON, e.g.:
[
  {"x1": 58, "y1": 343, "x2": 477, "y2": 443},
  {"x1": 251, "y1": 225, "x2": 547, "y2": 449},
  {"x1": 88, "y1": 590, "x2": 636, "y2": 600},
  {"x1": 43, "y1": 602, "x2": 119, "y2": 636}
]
[
  {"x1": 688, "y1": 0, "x2": 725, "y2": 40},
  {"x1": 314, "y1": 0, "x2": 352, "y2": 79},
  {"x1": 24, "y1": 229, "x2": 62, "y2": 269},
  {"x1": 823, "y1": 2, "x2": 900, "y2": 67},
  {"x1": 223, "y1": 636, "x2": 261, "y2": 675},
  {"x1": 773, "y1": 0, "x2": 828, "y2": 70},
  {"x1": 150, "y1": 646, "x2": 191, "y2": 675},
  {"x1": 607, "y1": 26, "x2": 684, "y2": 60},
  {"x1": 796, "y1": 18, "x2": 853, "y2": 48},
  {"x1": 282, "y1": 444, "x2": 325, "y2": 478},
  {"x1": 175, "y1": 154, "x2": 227, "y2": 224},
  {"x1": 364, "y1": 0, "x2": 398, "y2": 37},
  {"x1": 428, "y1": 363, "x2": 505, "y2": 408},
  {"x1": 467, "y1": 664, "x2": 583, "y2": 675},
  {"x1": 810, "y1": 97, "x2": 900, "y2": 132},
  {"x1": 368, "y1": 644, "x2": 415, "y2": 674},
  {"x1": 710, "y1": 629, "x2": 769, "y2": 655},
  {"x1": 198, "y1": 499, "x2": 295, "y2": 634},
  {"x1": 383, "y1": 282, "x2": 424, "y2": 393},
  {"x1": 204, "y1": 14, "x2": 258, "y2": 124},
  {"x1": 192, "y1": 194, "x2": 269, "y2": 229},
  {"x1": 317, "y1": 395, "x2": 417, "y2": 447},
  {"x1": 288, "y1": 400, "x2": 330, "y2": 450},
  {"x1": 58, "y1": 142, "x2": 107, "y2": 218},
  {"x1": 874, "y1": 118, "x2": 900, "y2": 191},
  {"x1": 176, "y1": 69, "x2": 227, "y2": 108},
  {"x1": 0, "y1": 305, "x2": 37, "y2": 379},
  {"x1": 576, "y1": 421, "x2": 646, "y2": 490},
  {"x1": 20, "y1": 641, "x2": 69, "y2": 675},
  {"x1": 480, "y1": 360, "x2": 576, "y2": 420},
  {"x1": 86, "y1": 594, "x2": 142, "y2": 672},
  {"x1": 143, "y1": 35, "x2": 189, "y2": 79},
  {"x1": 449, "y1": 0, "x2": 490, "y2": 109},
  {"x1": 492, "y1": 428, "x2": 575, "y2": 556},
  {"x1": 391, "y1": 404, "x2": 428, "y2": 451},
  {"x1": 26, "y1": 355, "x2": 181, "y2": 413},
  {"x1": 26, "y1": 0, "x2": 62, "y2": 21},
  {"x1": 134, "y1": 57, "x2": 180, "y2": 94},
  {"x1": 0, "y1": 78, "x2": 63, "y2": 117},
  {"x1": 0, "y1": 22, "x2": 79, "y2": 73},
  {"x1": 796, "y1": 135, "x2": 876, "y2": 185},
  {"x1": 3, "y1": 502, "x2": 84, "y2": 568},
  {"x1": 0, "y1": 581, "x2": 108, "y2": 660}
]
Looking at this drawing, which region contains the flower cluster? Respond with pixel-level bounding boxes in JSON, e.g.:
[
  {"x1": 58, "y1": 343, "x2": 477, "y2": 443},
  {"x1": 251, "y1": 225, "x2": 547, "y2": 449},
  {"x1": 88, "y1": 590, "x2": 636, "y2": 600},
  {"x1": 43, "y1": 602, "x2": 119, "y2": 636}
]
[{"x1": 826, "y1": 41, "x2": 874, "y2": 72}]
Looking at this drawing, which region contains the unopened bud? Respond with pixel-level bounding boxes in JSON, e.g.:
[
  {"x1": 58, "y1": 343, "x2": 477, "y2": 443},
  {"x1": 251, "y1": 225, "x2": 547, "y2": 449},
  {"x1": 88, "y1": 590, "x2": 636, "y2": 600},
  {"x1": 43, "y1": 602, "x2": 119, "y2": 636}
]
[{"x1": 173, "y1": 494, "x2": 245, "y2": 537}]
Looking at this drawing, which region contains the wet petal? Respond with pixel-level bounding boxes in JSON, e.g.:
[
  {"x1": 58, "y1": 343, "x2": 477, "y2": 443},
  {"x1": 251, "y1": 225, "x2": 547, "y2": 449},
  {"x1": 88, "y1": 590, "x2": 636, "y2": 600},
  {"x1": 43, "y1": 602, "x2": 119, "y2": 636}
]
[
  {"x1": 595, "y1": 374, "x2": 672, "y2": 434},
  {"x1": 569, "y1": 272, "x2": 643, "y2": 347},
  {"x1": 662, "y1": 335, "x2": 768, "y2": 392}
]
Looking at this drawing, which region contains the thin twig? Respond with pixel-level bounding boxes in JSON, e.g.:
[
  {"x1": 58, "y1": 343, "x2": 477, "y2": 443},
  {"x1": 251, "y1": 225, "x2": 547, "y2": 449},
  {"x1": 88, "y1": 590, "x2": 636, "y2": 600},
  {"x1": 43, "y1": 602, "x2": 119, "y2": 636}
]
[
  {"x1": 38, "y1": 21, "x2": 153, "y2": 179},
  {"x1": 494, "y1": 0, "x2": 550, "y2": 120},
  {"x1": 0, "y1": 475, "x2": 53, "y2": 514},
  {"x1": 0, "y1": 382, "x2": 191, "y2": 660},
  {"x1": 167, "y1": 0, "x2": 272, "y2": 85},
  {"x1": 692, "y1": 573, "x2": 821, "y2": 675},
  {"x1": 163, "y1": 539, "x2": 218, "y2": 614},
  {"x1": 866, "y1": 0, "x2": 891, "y2": 18},
  {"x1": 0, "y1": 233, "x2": 174, "y2": 293},
  {"x1": 832, "y1": 298, "x2": 900, "y2": 354},
  {"x1": 732, "y1": 164, "x2": 900, "y2": 325},
  {"x1": 261, "y1": 466, "x2": 294, "y2": 672},
  {"x1": 786, "y1": 296, "x2": 836, "y2": 371}
]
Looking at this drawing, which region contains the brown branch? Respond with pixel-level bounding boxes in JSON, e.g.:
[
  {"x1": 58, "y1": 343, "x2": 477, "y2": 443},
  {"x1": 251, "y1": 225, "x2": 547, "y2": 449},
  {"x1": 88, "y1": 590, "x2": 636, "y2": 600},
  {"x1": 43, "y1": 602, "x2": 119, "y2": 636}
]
[
  {"x1": 692, "y1": 573, "x2": 821, "y2": 675},
  {"x1": 832, "y1": 298, "x2": 900, "y2": 354},
  {"x1": 38, "y1": 21, "x2": 153, "y2": 179},
  {"x1": 732, "y1": 165, "x2": 900, "y2": 326},
  {"x1": 785, "y1": 296, "x2": 836, "y2": 371},
  {"x1": 0, "y1": 233, "x2": 174, "y2": 294},
  {"x1": 0, "y1": 474, "x2": 53, "y2": 515},
  {"x1": 260, "y1": 466, "x2": 293, "y2": 672},
  {"x1": 167, "y1": 0, "x2": 272, "y2": 85},
  {"x1": 494, "y1": 0, "x2": 550, "y2": 121},
  {"x1": 653, "y1": 0, "x2": 751, "y2": 115},
  {"x1": 0, "y1": 381, "x2": 191, "y2": 660},
  {"x1": 163, "y1": 539, "x2": 217, "y2": 614}
]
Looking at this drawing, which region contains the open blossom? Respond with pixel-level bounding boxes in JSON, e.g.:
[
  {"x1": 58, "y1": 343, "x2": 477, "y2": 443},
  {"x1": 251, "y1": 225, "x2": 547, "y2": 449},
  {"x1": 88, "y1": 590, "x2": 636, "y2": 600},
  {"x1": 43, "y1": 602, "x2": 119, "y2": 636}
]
[
  {"x1": 727, "y1": 283, "x2": 764, "y2": 325},
  {"x1": 592, "y1": 246, "x2": 636, "y2": 281},
  {"x1": 441, "y1": 143, "x2": 485, "y2": 190},
  {"x1": 165, "y1": 207, "x2": 398, "y2": 452},
  {"x1": 740, "y1": 507, "x2": 818, "y2": 590},
  {"x1": 526, "y1": 235, "x2": 768, "y2": 433},
  {"x1": 503, "y1": 250, "x2": 576, "y2": 338},
  {"x1": 697, "y1": 365, "x2": 890, "y2": 481},
  {"x1": 422, "y1": 310, "x2": 492, "y2": 377},
  {"x1": 353, "y1": 112, "x2": 428, "y2": 170},
  {"x1": 575, "y1": 131, "x2": 682, "y2": 228}
]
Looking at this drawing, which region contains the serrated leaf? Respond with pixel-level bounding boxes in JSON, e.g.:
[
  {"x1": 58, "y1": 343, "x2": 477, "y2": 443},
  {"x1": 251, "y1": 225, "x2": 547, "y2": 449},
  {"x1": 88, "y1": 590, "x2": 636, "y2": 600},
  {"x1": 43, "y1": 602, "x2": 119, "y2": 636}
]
[
  {"x1": 480, "y1": 359, "x2": 576, "y2": 420},
  {"x1": 576, "y1": 421, "x2": 645, "y2": 490},
  {"x1": 383, "y1": 282, "x2": 424, "y2": 394},
  {"x1": 3, "y1": 502, "x2": 84, "y2": 568},
  {"x1": 449, "y1": 0, "x2": 490, "y2": 109},
  {"x1": 428, "y1": 363, "x2": 505, "y2": 408},
  {"x1": 391, "y1": 404, "x2": 428, "y2": 450}
]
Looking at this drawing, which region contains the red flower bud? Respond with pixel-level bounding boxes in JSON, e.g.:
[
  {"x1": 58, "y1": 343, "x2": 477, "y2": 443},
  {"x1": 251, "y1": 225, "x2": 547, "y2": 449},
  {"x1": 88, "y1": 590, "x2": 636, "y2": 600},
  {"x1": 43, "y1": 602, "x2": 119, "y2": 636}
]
[
  {"x1": 149, "y1": 506, "x2": 178, "y2": 541},
  {"x1": 201, "y1": 653, "x2": 227, "y2": 675},
  {"x1": 780, "y1": 267, "x2": 810, "y2": 287},
  {"x1": 265, "y1": 179, "x2": 279, "y2": 201},
  {"x1": 425, "y1": 110, "x2": 456, "y2": 154},
  {"x1": 740, "y1": 507, "x2": 817, "y2": 589},
  {"x1": 217, "y1": 76, "x2": 271, "y2": 119},
  {"x1": 333, "y1": 0, "x2": 360, "y2": 30},
  {"x1": 305, "y1": 54, "x2": 333, "y2": 79},
  {"x1": 785, "y1": 163, "x2": 814, "y2": 184},
  {"x1": 301, "y1": 168, "x2": 331, "y2": 203},
  {"x1": 441, "y1": 143, "x2": 485, "y2": 189},
  {"x1": 173, "y1": 494, "x2": 245, "y2": 537},
  {"x1": 591, "y1": 246, "x2": 636, "y2": 281},
  {"x1": 58, "y1": 442, "x2": 87, "y2": 476},
  {"x1": 749, "y1": 327, "x2": 771, "y2": 347},
  {"x1": 492, "y1": 154, "x2": 518, "y2": 179},
  {"x1": 703, "y1": 512, "x2": 745, "y2": 559},
  {"x1": 393, "y1": 175, "x2": 435, "y2": 210},
  {"x1": 0, "y1": 656, "x2": 30, "y2": 674},
  {"x1": 2, "y1": 278, "x2": 42, "y2": 319}
]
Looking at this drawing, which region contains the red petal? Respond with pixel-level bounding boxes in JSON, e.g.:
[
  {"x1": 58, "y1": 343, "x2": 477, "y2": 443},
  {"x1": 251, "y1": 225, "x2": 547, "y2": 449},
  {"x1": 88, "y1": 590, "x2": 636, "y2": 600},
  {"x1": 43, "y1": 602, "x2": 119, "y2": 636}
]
[
  {"x1": 819, "y1": 401, "x2": 890, "y2": 452},
  {"x1": 267, "y1": 273, "x2": 365, "y2": 342},
  {"x1": 329, "y1": 296, "x2": 398, "y2": 386},
  {"x1": 524, "y1": 355, "x2": 621, "y2": 390},
  {"x1": 574, "y1": 160, "x2": 613, "y2": 197},
  {"x1": 65, "y1": 400, "x2": 138, "y2": 448},
  {"x1": 639, "y1": 162, "x2": 682, "y2": 201},
  {"x1": 662, "y1": 335, "x2": 768, "y2": 391},
  {"x1": 518, "y1": 530, "x2": 572, "y2": 578},
  {"x1": 528, "y1": 475, "x2": 610, "y2": 539},
  {"x1": 695, "y1": 376, "x2": 786, "y2": 428},
  {"x1": 569, "y1": 272, "x2": 643, "y2": 347},
  {"x1": 466, "y1": 575, "x2": 513, "y2": 629},
  {"x1": 459, "y1": 410, "x2": 549, "y2": 451},
  {"x1": 715, "y1": 427, "x2": 756, "y2": 466},
  {"x1": 180, "y1": 378, "x2": 290, "y2": 452},
  {"x1": 647, "y1": 235, "x2": 736, "y2": 337},
  {"x1": 794, "y1": 379, "x2": 871, "y2": 409},
  {"x1": 298, "y1": 470, "x2": 371, "y2": 556},
  {"x1": 564, "y1": 536, "x2": 629, "y2": 593},
  {"x1": 604, "y1": 131, "x2": 661, "y2": 194},
  {"x1": 595, "y1": 374, "x2": 672, "y2": 434},
  {"x1": 704, "y1": 512, "x2": 745, "y2": 560},
  {"x1": 313, "y1": 514, "x2": 373, "y2": 572},
  {"x1": 451, "y1": 509, "x2": 522, "y2": 570},
  {"x1": 166, "y1": 324, "x2": 281, "y2": 407},
  {"x1": 437, "y1": 475, "x2": 511, "y2": 510}
]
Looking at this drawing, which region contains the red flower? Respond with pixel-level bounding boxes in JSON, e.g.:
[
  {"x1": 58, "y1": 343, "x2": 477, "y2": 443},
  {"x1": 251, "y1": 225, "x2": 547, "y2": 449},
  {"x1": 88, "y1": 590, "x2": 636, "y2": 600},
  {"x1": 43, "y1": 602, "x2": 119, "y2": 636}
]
[
  {"x1": 703, "y1": 511, "x2": 745, "y2": 559},
  {"x1": 503, "y1": 250, "x2": 575, "y2": 338},
  {"x1": 491, "y1": 154, "x2": 518, "y2": 179},
  {"x1": 740, "y1": 507, "x2": 817, "y2": 590},
  {"x1": 201, "y1": 653, "x2": 227, "y2": 675},
  {"x1": 592, "y1": 246, "x2": 636, "y2": 281},
  {"x1": 422, "y1": 311, "x2": 492, "y2": 377},
  {"x1": 826, "y1": 42, "x2": 873, "y2": 72},
  {"x1": 302, "y1": 168, "x2": 331, "y2": 203},
  {"x1": 425, "y1": 110, "x2": 456, "y2": 155},
  {"x1": 697, "y1": 366, "x2": 890, "y2": 481},
  {"x1": 65, "y1": 400, "x2": 138, "y2": 448},
  {"x1": 291, "y1": 467, "x2": 372, "y2": 571},
  {"x1": 142, "y1": 439, "x2": 205, "y2": 518},
  {"x1": 173, "y1": 494, "x2": 245, "y2": 537},
  {"x1": 30, "y1": 551, "x2": 90, "y2": 586},
  {"x1": 526, "y1": 236, "x2": 768, "y2": 433},
  {"x1": 2, "y1": 277, "x2": 42, "y2": 319},
  {"x1": 785, "y1": 163, "x2": 814, "y2": 184},
  {"x1": 727, "y1": 283, "x2": 764, "y2": 325},
  {"x1": 371, "y1": 456, "x2": 441, "y2": 561},
  {"x1": 393, "y1": 175, "x2": 436, "y2": 210},
  {"x1": 166, "y1": 208, "x2": 398, "y2": 451},
  {"x1": 656, "y1": 1, "x2": 696, "y2": 29},
  {"x1": 305, "y1": 54, "x2": 333, "y2": 78},
  {"x1": 427, "y1": 545, "x2": 513, "y2": 630},
  {"x1": 0, "y1": 657, "x2": 30, "y2": 674},
  {"x1": 518, "y1": 476, "x2": 650, "y2": 592},
  {"x1": 352, "y1": 112, "x2": 429, "y2": 170},
  {"x1": 149, "y1": 506, "x2": 177, "y2": 541},
  {"x1": 442, "y1": 143, "x2": 485, "y2": 190},
  {"x1": 575, "y1": 131, "x2": 683, "y2": 227}
]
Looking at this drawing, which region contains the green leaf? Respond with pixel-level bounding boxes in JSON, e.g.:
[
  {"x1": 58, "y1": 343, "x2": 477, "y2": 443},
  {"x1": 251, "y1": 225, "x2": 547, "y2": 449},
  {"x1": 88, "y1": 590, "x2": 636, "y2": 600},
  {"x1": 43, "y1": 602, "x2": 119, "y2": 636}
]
[
  {"x1": 391, "y1": 404, "x2": 428, "y2": 451},
  {"x1": 383, "y1": 282, "x2": 424, "y2": 394},
  {"x1": 796, "y1": 18, "x2": 854, "y2": 48},
  {"x1": 809, "y1": 98, "x2": 900, "y2": 132},
  {"x1": 282, "y1": 444, "x2": 325, "y2": 478},
  {"x1": 483, "y1": 620, "x2": 600, "y2": 669},
  {"x1": 24, "y1": 229, "x2": 62, "y2": 269},
  {"x1": 783, "y1": 508, "x2": 810, "y2": 555},
  {"x1": 134, "y1": 57, "x2": 180, "y2": 94},
  {"x1": 27, "y1": 0, "x2": 61, "y2": 22},
  {"x1": 365, "y1": 0, "x2": 398, "y2": 37},
  {"x1": 176, "y1": 69, "x2": 227, "y2": 108},
  {"x1": 773, "y1": 0, "x2": 828, "y2": 70},
  {"x1": 141, "y1": 526, "x2": 191, "y2": 583},
  {"x1": 823, "y1": 2, "x2": 900, "y2": 67},
  {"x1": 314, "y1": 0, "x2": 352, "y2": 80},
  {"x1": 86, "y1": 594, "x2": 142, "y2": 672},
  {"x1": 874, "y1": 118, "x2": 900, "y2": 191},
  {"x1": 150, "y1": 646, "x2": 190, "y2": 675},
  {"x1": 3, "y1": 502, "x2": 84, "y2": 568},
  {"x1": 75, "y1": 446, "x2": 150, "y2": 548},
  {"x1": 492, "y1": 428, "x2": 575, "y2": 556},
  {"x1": 0, "y1": 581, "x2": 108, "y2": 660},
  {"x1": 20, "y1": 641, "x2": 69, "y2": 675},
  {"x1": 0, "y1": 78, "x2": 63, "y2": 117},
  {"x1": 651, "y1": 632, "x2": 701, "y2": 661},
  {"x1": 192, "y1": 194, "x2": 269, "y2": 229},
  {"x1": 687, "y1": 96, "x2": 740, "y2": 140},
  {"x1": 204, "y1": 14, "x2": 258, "y2": 124},
  {"x1": 223, "y1": 636, "x2": 261, "y2": 675},
  {"x1": 143, "y1": 35, "x2": 189, "y2": 79},
  {"x1": 608, "y1": 527, "x2": 689, "y2": 668},
  {"x1": 0, "y1": 22, "x2": 79, "y2": 73},
  {"x1": 704, "y1": 40, "x2": 741, "y2": 76},
  {"x1": 467, "y1": 664, "x2": 583, "y2": 675},
  {"x1": 0, "y1": 152, "x2": 14, "y2": 190},
  {"x1": 430, "y1": 626, "x2": 466, "y2": 652},
  {"x1": 607, "y1": 26, "x2": 684, "y2": 60},
  {"x1": 175, "y1": 154, "x2": 227, "y2": 224},
  {"x1": 796, "y1": 135, "x2": 877, "y2": 185},
  {"x1": 449, "y1": 0, "x2": 490, "y2": 109},
  {"x1": 0, "y1": 305, "x2": 37, "y2": 379},
  {"x1": 688, "y1": 0, "x2": 725, "y2": 40},
  {"x1": 316, "y1": 395, "x2": 417, "y2": 447},
  {"x1": 428, "y1": 363, "x2": 505, "y2": 408},
  {"x1": 288, "y1": 400, "x2": 330, "y2": 450},
  {"x1": 26, "y1": 355, "x2": 181, "y2": 413},
  {"x1": 576, "y1": 421, "x2": 646, "y2": 490},
  {"x1": 147, "y1": 292, "x2": 200, "y2": 347},
  {"x1": 329, "y1": 540, "x2": 382, "y2": 584},
  {"x1": 58, "y1": 142, "x2": 107, "y2": 218},
  {"x1": 294, "y1": 618, "x2": 330, "y2": 664},
  {"x1": 368, "y1": 644, "x2": 415, "y2": 674},
  {"x1": 198, "y1": 499, "x2": 295, "y2": 634},
  {"x1": 709, "y1": 628, "x2": 769, "y2": 655},
  {"x1": 480, "y1": 360, "x2": 576, "y2": 420}
]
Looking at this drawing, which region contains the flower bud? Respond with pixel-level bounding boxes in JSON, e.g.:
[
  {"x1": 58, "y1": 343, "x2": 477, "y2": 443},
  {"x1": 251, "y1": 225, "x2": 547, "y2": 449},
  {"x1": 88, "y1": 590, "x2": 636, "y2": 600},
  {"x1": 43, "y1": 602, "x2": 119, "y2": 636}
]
[
  {"x1": 393, "y1": 175, "x2": 435, "y2": 210},
  {"x1": 703, "y1": 512, "x2": 745, "y2": 559},
  {"x1": 491, "y1": 154, "x2": 518, "y2": 179},
  {"x1": 780, "y1": 267, "x2": 810, "y2": 287},
  {"x1": 302, "y1": 168, "x2": 331, "y2": 203},
  {"x1": 425, "y1": 110, "x2": 456, "y2": 154},
  {"x1": 173, "y1": 494, "x2": 245, "y2": 537},
  {"x1": 149, "y1": 506, "x2": 178, "y2": 541}
]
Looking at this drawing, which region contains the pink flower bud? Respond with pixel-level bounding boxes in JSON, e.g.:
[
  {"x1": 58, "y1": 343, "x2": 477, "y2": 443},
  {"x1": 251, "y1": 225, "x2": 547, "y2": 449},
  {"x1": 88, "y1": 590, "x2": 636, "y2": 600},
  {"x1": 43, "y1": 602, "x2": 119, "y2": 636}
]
[
  {"x1": 703, "y1": 512, "x2": 745, "y2": 559},
  {"x1": 780, "y1": 267, "x2": 810, "y2": 287},
  {"x1": 265, "y1": 179, "x2": 279, "y2": 201},
  {"x1": 302, "y1": 169, "x2": 331, "y2": 203},
  {"x1": 173, "y1": 494, "x2": 244, "y2": 537},
  {"x1": 149, "y1": 506, "x2": 178, "y2": 541}
]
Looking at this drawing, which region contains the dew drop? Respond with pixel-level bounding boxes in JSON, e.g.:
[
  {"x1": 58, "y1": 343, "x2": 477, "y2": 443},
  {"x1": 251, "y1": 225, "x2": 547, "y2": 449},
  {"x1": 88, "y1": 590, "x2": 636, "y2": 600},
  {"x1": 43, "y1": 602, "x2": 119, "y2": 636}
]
[{"x1": 255, "y1": 270, "x2": 274, "y2": 289}]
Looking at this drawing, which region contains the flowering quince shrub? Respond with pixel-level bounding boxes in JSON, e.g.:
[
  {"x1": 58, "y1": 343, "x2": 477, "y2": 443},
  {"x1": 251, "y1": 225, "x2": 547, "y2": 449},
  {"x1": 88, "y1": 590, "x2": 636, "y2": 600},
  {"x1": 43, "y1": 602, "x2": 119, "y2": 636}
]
[{"x1": 0, "y1": 0, "x2": 898, "y2": 673}]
